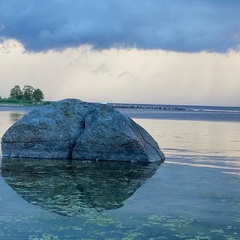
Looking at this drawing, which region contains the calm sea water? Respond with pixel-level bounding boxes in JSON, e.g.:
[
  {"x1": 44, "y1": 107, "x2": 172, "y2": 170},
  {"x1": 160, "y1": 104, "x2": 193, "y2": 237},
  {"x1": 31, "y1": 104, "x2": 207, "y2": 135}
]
[{"x1": 0, "y1": 105, "x2": 240, "y2": 240}]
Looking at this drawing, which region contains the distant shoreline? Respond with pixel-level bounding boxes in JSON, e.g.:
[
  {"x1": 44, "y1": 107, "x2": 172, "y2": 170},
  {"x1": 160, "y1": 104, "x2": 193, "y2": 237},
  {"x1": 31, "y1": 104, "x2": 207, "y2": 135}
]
[
  {"x1": 0, "y1": 102, "x2": 186, "y2": 112},
  {"x1": 0, "y1": 101, "x2": 51, "y2": 107},
  {"x1": 0, "y1": 101, "x2": 239, "y2": 113},
  {"x1": 110, "y1": 103, "x2": 186, "y2": 111}
]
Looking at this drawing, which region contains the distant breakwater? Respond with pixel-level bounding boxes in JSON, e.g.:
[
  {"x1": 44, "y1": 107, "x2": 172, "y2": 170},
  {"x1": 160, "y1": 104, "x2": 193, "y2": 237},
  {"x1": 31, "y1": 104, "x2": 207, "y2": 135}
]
[{"x1": 110, "y1": 103, "x2": 186, "y2": 111}]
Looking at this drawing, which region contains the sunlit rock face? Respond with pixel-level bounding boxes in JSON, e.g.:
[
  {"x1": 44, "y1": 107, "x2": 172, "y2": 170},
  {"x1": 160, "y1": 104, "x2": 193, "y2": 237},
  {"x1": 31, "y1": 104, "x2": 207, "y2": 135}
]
[
  {"x1": 1, "y1": 98, "x2": 165, "y2": 163},
  {"x1": 1, "y1": 158, "x2": 160, "y2": 215}
]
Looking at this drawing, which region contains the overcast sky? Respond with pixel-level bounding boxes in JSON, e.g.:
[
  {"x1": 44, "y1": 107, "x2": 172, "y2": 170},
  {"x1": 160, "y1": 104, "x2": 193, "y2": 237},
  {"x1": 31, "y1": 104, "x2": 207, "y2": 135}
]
[{"x1": 0, "y1": 0, "x2": 240, "y2": 106}]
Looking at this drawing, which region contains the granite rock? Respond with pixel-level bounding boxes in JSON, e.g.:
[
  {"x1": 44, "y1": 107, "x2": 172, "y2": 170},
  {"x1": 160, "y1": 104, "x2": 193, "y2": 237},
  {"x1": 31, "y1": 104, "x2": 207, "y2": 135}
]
[{"x1": 1, "y1": 99, "x2": 165, "y2": 163}]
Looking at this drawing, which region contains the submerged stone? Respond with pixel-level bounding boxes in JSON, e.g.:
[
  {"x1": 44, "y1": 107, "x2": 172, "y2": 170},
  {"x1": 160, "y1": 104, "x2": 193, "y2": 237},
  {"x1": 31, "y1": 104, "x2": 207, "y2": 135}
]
[{"x1": 1, "y1": 99, "x2": 165, "y2": 163}]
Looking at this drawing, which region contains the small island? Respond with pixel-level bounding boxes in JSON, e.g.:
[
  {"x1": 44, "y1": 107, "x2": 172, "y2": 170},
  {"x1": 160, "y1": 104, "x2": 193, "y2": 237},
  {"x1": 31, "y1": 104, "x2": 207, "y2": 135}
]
[{"x1": 0, "y1": 85, "x2": 50, "y2": 106}]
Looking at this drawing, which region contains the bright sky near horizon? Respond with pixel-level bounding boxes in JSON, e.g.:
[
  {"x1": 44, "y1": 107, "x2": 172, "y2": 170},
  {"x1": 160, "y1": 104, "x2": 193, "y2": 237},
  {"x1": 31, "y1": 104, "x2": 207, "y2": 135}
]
[{"x1": 0, "y1": 0, "x2": 240, "y2": 106}]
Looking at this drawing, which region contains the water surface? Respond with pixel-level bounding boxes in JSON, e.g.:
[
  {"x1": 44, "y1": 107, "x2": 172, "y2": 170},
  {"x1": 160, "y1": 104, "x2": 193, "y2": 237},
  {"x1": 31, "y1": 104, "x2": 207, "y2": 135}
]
[{"x1": 0, "y1": 106, "x2": 240, "y2": 239}]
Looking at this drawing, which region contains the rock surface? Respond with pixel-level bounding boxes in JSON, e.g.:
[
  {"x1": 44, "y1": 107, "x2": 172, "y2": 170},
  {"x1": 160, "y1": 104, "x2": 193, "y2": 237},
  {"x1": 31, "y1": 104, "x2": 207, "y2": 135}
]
[{"x1": 1, "y1": 99, "x2": 165, "y2": 163}]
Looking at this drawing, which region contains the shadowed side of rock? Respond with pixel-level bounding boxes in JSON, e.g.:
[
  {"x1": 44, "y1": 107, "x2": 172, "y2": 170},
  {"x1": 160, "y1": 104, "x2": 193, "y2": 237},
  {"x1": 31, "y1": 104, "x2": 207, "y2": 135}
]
[{"x1": 1, "y1": 99, "x2": 165, "y2": 163}]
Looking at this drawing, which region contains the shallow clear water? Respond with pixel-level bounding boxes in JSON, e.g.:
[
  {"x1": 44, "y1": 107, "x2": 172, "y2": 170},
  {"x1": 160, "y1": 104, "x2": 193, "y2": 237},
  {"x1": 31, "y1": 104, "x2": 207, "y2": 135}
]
[{"x1": 0, "y1": 106, "x2": 240, "y2": 239}]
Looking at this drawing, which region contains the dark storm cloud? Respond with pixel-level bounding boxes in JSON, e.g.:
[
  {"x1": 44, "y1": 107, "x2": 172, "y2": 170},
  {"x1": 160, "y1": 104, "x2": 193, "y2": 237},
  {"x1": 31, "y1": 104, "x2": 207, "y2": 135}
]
[{"x1": 0, "y1": 0, "x2": 240, "y2": 52}]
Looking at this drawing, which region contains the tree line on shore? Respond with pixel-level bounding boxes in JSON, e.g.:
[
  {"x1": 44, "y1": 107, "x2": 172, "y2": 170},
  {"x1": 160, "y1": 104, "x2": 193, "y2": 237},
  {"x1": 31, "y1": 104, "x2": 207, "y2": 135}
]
[{"x1": 0, "y1": 85, "x2": 45, "y2": 104}]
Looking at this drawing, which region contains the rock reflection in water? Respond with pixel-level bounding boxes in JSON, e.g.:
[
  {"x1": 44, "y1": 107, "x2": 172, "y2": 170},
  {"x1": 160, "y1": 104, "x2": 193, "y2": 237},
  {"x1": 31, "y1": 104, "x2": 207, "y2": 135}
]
[{"x1": 1, "y1": 158, "x2": 160, "y2": 216}]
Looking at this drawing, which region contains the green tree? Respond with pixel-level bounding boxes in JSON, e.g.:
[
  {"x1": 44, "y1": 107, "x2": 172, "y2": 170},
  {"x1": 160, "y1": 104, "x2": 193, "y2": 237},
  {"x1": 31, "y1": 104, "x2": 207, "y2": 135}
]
[
  {"x1": 9, "y1": 85, "x2": 23, "y2": 100},
  {"x1": 22, "y1": 85, "x2": 35, "y2": 101},
  {"x1": 32, "y1": 88, "x2": 44, "y2": 101}
]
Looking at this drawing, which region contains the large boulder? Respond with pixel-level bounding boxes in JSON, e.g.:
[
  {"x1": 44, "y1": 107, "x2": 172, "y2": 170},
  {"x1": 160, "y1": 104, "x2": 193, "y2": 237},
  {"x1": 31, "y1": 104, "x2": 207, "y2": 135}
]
[{"x1": 1, "y1": 99, "x2": 165, "y2": 163}]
